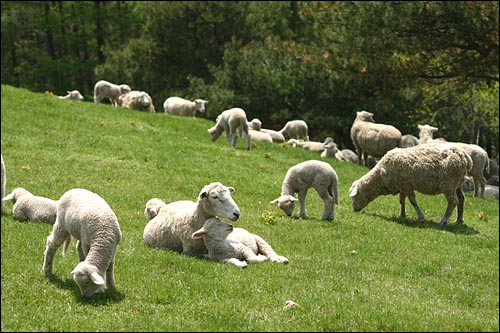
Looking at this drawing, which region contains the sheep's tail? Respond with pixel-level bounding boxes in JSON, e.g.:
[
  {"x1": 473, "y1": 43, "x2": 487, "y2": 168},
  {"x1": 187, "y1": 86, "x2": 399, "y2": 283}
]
[
  {"x1": 332, "y1": 178, "x2": 339, "y2": 206},
  {"x1": 62, "y1": 236, "x2": 72, "y2": 257}
]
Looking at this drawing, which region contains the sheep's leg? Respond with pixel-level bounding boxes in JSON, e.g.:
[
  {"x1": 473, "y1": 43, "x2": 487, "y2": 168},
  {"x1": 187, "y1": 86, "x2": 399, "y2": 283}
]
[
  {"x1": 224, "y1": 258, "x2": 248, "y2": 268},
  {"x1": 399, "y1": 192, "x2": 406, "y2": 218},
  {"x1": 473, "y1": 175, "x2": 486, "y2": 198},
  {"x1": 254, "y1": 235, "x2": 288, "y2": 263},
  {"x1": 43, "y1": 223, "x2": 70, "y2": 275},
  {"x1": 225, "y1": 132, "x2": 232, "y2": 146},
  {"x1": 439, "y1": 192, "x2": 458, "y2": 226},
  {"x1": 316, "y1": 187, "x2": 334, "y2": 220},
  {"x1": 455, "y1": 188, "x2": 465, "y2": 224},
  {"x1": 76, "y1": 240, "x2": 86, "y2": 261},
  {"x1": 406, "y1": 191, "x2": 425, "y2": 221},
  {"x1": 297, "y1": 189, "x2": 308, "y2": 218},
  {"x1": 106, "y1": 261, "x2": 116, "y2": 289}
]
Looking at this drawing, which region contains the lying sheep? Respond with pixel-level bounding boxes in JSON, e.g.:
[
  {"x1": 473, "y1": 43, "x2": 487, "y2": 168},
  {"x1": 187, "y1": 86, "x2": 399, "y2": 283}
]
[
  {"x1": 270, "y1": 160, "x2": 339, "y2": 221},
  {"x1": 2, "y1": 187, "x2": 57, "y2": 224},
  {"x1": 248, "y1": 118, "x2": 262, "y2": 131},
  {"x1": 321, "y1": 141, "x2": 339, "y2": 158},
  {"x1": 1, "y1": 154, "x2": 5, "y2": 210},
  {"x1": 143, "y1": 182, "x2": 241, "y2": 256},
  {"x1": 144, "y1": 198, "x2": 168, "y2": 220},
  {"x1": 93, "y1": 80, "x2": 131, "y2": 107},
  {"x1": 192, "y1": 217, "x2": 289, "y2": 268},
  {"x1": 334, "y1": 149, "x2": 359, "y2": 164},
  {"x1": 208, "y1": 108, "x2": 251, "y2": 150},
  {"x1": 58, "y1": 90, "x2": 84, "y2": 101},
  {"x1": 400, "y1": 134, "x2": 419, "y2": 148},
  {"x1": 43, "y1": 188, "x2": 122, "y2": 297},
  {"x1": 119, "y1": 90, "x2": 155, "y2": 112},
  {"x1": 249, "y1": 129, "x2": 273, "y2": 144},
  {"x1": 163, "y1": 96, "x2": 207, "y2": 117},
  {"x1": 288, "y1": 137, "x2": 334, "y2": 152},
  {"x1": 279, "y1": 120, "x2": 309, "y2": 141},
  {"x1": 350, "y1": 111, "x2": 402, "y2": 166},
  {"x1": 349, "y1": 143, "x2": 473, "y2": 226},
  {"x1": 260, "y1": 128, "x2": 286, "y2": 143}
]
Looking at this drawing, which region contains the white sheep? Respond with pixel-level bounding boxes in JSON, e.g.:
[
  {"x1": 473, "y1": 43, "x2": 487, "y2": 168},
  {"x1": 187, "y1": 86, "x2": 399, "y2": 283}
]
[
  {"x1": 484, "y1": 185, "x2": 499, "y2": 200},
  {"x1": 93, "y1": 80, "x2": 131, "y2": 107},
  {"x1": 119, "y1": 90, "x2": 156, "y2": 112},
  {"x1": 334, "y1": 149, "x2": 359, "y2": 164},
  {"x1": 350, "y1": 111, "x2": 402, "y2": 166},
  {"x1": 349, "y1": 143, "x2": 473, "y2": 226},
  {"x1": 163, "y1": 96, "x2": 207, "y2": 117},
  {"x1": 1, "y1": 154, "x2": 5, "y2": 210},
  {"x1": 320, "y1": 141, "x2": 339, "y2": 158},
  {"x1": 42, "y1": 188, "x2": 122, "y2": 297},
  {"x1": 260, "y1": 128, "x2": 286, "y2": 143},
  {"x1": 248, "y1": 118, "x2": 262, "y2": 131},
  {"x1": 270, "y1": 160, "x2": 339, "y2": 221},
  {"x1": 249, "y1": 129, "x2": 273, "y2": 144},
  {"x1": 144, "y1": 198, "x2": 168, "y2": 220},
  {"x1": 143, "y1": 182, "x2": 241, "y2": 256},
  {"x1": 191, "y1": 217, "x2": 288, "y2": 268},
  {"x1": 58, "y1": 90, "x2": 84, "y2": 101},
  {"x1": 2, "y1": 187, "x2": 57, "y2": 224},
  {"x1": 208, "y1": 108, "x2": 251, "y2": 150},
  {"x1": 288, "y1": 137, "x2": 334, "y2": 152},
  {"x1": 279, "y1": 120, "x2": 309, "y2": 141},
  {"x1": 400, "y1": 134, "x2": 419, "y2": 148}
]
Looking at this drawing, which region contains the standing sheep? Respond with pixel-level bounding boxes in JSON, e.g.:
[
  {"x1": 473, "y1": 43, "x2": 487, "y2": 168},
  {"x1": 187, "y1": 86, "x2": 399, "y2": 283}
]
[
  {"x1": 349, "y1": 143, "x2": 473, "y2": 226},
  {"x1": 163, "y1": 96, "x2": 207, "y2": 117},
  {"x1": 119, "y1": 90, "x2": 156, "y2": 112},
  {"x1": 1, "y1": 154, "x2": 5, "y2": 210},
  {"x1": 143, "y1": 182, "x2": 241, "y2": 256},
  {"x1": 350, "y1": 111, "x2": 402, "y2": 166},
  {"x1": 43, "y1": 188, "x2": 122, "y2": 297},
  {"x1": 279, "y1": 120, "x2": 309, "y2": 141},
  {"x1": 191, "y1": 217, "x2": 289, "y2": 268},
  {"x1": 93, "y1": 80, "x2": 131, "y2": 107},
  {"x1": 270, "y1": 160, "x2": 339, "y2": 221},
  {"x1": 58, "y1": 90, "x2": 84, "y2": 101},
  {"x1": 2, "y1": 187, "x2": 57, "y2": 224},
  {"x1": 208, "y1": 108, "x2": 251, "y2": 150}
]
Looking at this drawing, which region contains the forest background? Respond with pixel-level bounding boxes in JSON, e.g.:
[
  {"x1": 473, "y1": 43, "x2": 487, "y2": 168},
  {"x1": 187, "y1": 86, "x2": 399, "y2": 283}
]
[{"x1": 1, "y1": 1, "x2": 498, "y2": 160}]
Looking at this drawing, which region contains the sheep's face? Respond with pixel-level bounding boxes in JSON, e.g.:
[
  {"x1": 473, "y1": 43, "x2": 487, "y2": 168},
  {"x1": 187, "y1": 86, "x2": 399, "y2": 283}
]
[
  {"x1": 323, "y1": 141, "x2": 338, "y2": 153},
  {"x1": 194, "y1": 99, "x2": 207, "y2": 112},
  {"x1": 192, "y1": 217, "x2": 233, "y2": 240},
  {"x1": 119, "y1": 84, "x2": 132, "y2": 94},
  {"x1": 71, "y1": 262, "x2": 105, "y2": 298},
  {"x1": 349, "y1": 181, "x2": 375, "y2": 211},
  {"x1": 355, "y1": 110, "x2": 375, "y2": 123},
  {"x1": 270, "y1": 195, "x2": 298, "y2": 217},
  {"x1": 144, "y1": 198, "x2": 166, "y2": 220},
  {"x1": 200, "y1": 183, "x2": 241, "y2": 221}
]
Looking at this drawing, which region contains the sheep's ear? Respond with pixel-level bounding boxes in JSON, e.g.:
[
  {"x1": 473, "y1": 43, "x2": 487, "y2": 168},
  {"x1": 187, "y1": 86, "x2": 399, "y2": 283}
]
[
  {"x1": 191, "y1": 228, "x2": 206, "y2": 239},
  {"x1": 2, "y1": 192, "x2": 14, "y2": 201},
  {"x1": 349, "y1": 182, "x2": 358, "y2": 197},
  {"x1": 417, "y1": 125, "x2": 423, "y2": 130},
  {"x1": 199, "y1": 191, "x2": 208, "y2": 200},
  {"x1": 289, "y1": 196, "x2": 299, "y2": 202},
  {"x1": 228, "y1": 187, "x2": 235, "y2": 193},
  {"x1": 90, "y1": 272, "x2": 105, "y2": 286},
  {"x1": 270, "y1": 198, "x2": 279, "y2": 204},
  {"x1": 432, "y1": 127, "x2": 438, "y2": 132}
]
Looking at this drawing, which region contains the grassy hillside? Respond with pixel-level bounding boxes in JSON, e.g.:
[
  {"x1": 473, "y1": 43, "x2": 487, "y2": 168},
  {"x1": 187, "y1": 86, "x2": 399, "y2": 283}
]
[{"x1": 1, "y1": 85, "x2": 498, "y2": 332}]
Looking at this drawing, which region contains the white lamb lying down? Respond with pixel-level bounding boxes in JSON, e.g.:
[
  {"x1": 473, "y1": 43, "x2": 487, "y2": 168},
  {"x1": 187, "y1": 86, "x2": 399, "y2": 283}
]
[
  {"x1": 2, "y1": 187, "x2": 57, "y2": 224},
  {"x1": 58, "y1": 90, "x2": 84, "y2": 101},
  {"x1": 43, "y1": 188, "x2": 122, "y2": 297},
  {"x1": 192, "y1": 217, "x2": 289, "y2": 268},
  {"x1": 144, "y1": 198, "x2": 167, "y2": 220}
]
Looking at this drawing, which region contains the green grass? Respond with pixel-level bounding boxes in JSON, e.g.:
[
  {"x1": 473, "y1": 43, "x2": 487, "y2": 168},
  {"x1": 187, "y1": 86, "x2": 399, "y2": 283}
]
[{"x1": 1, "y1": 85, "x2": 498, "y2": 332}]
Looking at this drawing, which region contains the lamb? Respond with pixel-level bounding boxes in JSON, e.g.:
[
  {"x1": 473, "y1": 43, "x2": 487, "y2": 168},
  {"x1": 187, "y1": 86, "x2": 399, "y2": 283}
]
[
  {"x1": 260, "y1": 128, "x2": 286, "y2": 143},
  {"x1": 2, "y1": 187, "x2": 57, "y2": 224},
  {"x1": 270, "y1": 160, "x2": 339, "y2": 221},
  {"x1": 58, "y1": 90, "x2": 84, "y2": 101},
  {"x1": 350, "y1": 110, "x2": 402, "y2": 166},
  {"x1": 349, "y1": 143, "x2": 473, "y2": 226},
  {"x1": 334, "y1": 149, "x2": 359, "y2": 164},
  {"x1": 191, "y1": 217, "x2": 289, "y2": 268},
  {"x1": 119, "y1": 90, "x2": 156, "y2": 112},
  {"x1": 163, "y1": 96, "x2": 207, "y2": 117},
  {"x1": 144, "y1": 198, "x2": 168, "y2": 220},
  {"x1": 320, "y1": 141, "x2": 339, "y2": 158},
  {"x1": 248, "y1": 118, "x2": 262, "y2": 131},
  {"x1": 93, "y1": 80, "x2": 131, "y2": 107},
  {"x1": 400, "y1": 134, "x2": 419, "y2": 148},
  {"x1": 143, "y1": 182, "x2": 241, "y2": 256},
  {"x1": 1, "y1": 154, "x2": 5, "y2": 210},
  {"x1": 249, "y1": 129, "x2": 273, "y2": 144},
  {"x1": 208, "y1": 108, "x2": 251, "y2": 150},
  {"x1": 287, "y1": 137, "x2": 334, "y2": 152},
  {"x1": 42, "y1": 188, "x2": 122, "y2": 297},
  {"x1": 279, "y1": 120, "x2": 309, "y2": 141}
]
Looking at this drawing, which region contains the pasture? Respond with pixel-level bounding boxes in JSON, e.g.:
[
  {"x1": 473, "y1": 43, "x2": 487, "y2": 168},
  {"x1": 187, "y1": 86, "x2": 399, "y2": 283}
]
[{"x1": 1, "y1": 85, "x2": 498, "y2": 331}]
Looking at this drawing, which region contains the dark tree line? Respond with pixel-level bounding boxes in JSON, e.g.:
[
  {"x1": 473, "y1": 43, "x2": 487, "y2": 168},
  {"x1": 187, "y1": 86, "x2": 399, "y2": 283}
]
[{"x1": 1, "y1": 1, "x2": 498, "y2": 159}]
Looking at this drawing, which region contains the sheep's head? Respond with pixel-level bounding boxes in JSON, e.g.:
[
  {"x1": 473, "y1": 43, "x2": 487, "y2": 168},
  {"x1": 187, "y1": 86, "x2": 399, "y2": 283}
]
[
  {"x1": 71, "y1": 262, "x2": 105, "y2": 298},
  {"x1": 144, "y1": 198, "x2": 167, "y2": 220},
  {"x1": 199, "y1": 182, "x2": 240, "y2": 221},
  {"x1": 2, "y1": 187, "x2": 32, "y2": 204},
  {"x1": 323, "y1": 141, "x2": 338, "y2": 153},
  {"x1": 355, "y1": 110, "x2": 375, "y2": 123},
  {"x1": 191, "y1": 217, "x2": 233, "y2": 240},
  {"x1": 194, "y1": 99, "x2": 207, "y2": 112},
  {"x1": 270, "y1": 195, "x2": 298, "y2": 217},
  {"x1": 417, "y1": 124, "x2": 439, "y2": 143},
  {"x1": 349, "y1": 179, "x2": 377, "y2": 212},
  {"x1": 119, "y1": 84, "x2": 132, "y2": 95}
]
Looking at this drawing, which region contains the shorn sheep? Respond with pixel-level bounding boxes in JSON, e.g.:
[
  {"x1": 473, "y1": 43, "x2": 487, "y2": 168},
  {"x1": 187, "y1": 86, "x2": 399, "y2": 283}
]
[
  {"x1": 192, "y1": 217, "x2": 289, "y2": 268},
  {"x1": 2, "y1": 187, "x2": 57, "y2": 224},
  {"x1": 279, "y1": 120, "x2": 309, "y2": 141},
  {"x1": 143, "y1": 182, "x2": 241, "y2": 256},
  {"x1": 350, "y1": 110, "x2": 402, "y2": 166},
  {"x1": 163, "y1": 96, "x2": 207, "y2": 117},
  {"x1": 119, "y1": 90, "x2": 156, "y2": 112},
  {"x1": 270, "y1": 160, "x2": 339, "y2": 221},
  {"x1": 58, "y1": 90, "x2": 84, "y2": 101},
  {"x1": 93, "y1": 80, "x2": 131, "y2": 107},
  {"x1": 349, "y1": 143, "x2": 473, "y2": 226},
  {"x1": 208, "y1": 108, "x2": 251, "y2": 150},
  {"x1": 43, "y1": 188, "x2": 122, "y2": 297},
  {"x1": 1, "y1": 154, "x2": 5, "y2": 210}
]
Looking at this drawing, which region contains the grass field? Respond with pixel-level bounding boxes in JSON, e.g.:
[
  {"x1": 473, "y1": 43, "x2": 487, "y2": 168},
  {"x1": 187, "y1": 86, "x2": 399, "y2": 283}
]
[{"x1": 1, "y1": 85, "x2": 498, "y2": 331}]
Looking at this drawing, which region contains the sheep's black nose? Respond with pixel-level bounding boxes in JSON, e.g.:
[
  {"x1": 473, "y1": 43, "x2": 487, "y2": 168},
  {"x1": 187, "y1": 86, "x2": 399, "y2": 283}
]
[{"x1": 233, "y1": 212, "x2": 240, "y2": 219}]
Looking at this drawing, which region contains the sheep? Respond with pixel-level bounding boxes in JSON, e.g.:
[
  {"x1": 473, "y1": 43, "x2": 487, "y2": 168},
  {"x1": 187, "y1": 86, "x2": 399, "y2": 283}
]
[
  {"x1": 279, "y1": 120, "x2": 309, "y2": 141},
  {"x1": 191, "y1": 217, "x2": 289, "y2": 268},
  {"x1": 260, "y1": 128, "x2": 286, "y2": 143},
  {"x1": 400, "y1": 134, "x2": 419, "y2": 148},
  {"x1": 163, "y1": 96, "x2": 207, "y2": 117},
  {"x1": 1, "y1": 154, "x2": 5, "y2": 210},
  {"x1": 249, "y1": 129, "x2": 273, "y2": 144},
  {"x1": 93, "y1": 80, "x2": 131, "y2": 107},
  {"x1": 143, "y1": 182, "x2": 241, "y2": 256},
  {"x1": 58, "y1": 90, "x2": 84, "y2": 101},
  {"x1": 349, "y1": 143, "x2": 473, "y2": 226},
  {"x1": 248, "y1": 118, "x2": 262, "y2": 131},
  {"x1": 350, "y1": 110, "x2": 402, "y2": 166},
  {"x1": 119, "y1": 90, "x2": 156, "y2": 112},
  {"x1": 334, "y1": 149, "x2": 359, "y2": 164},
  {"x1": 484, "y1": 159, "x2": 499, "y2": 184},
  {"x1": 2, "y1": 187, "x2": 57, "y2": 224},
  {"x1": 208, "y1": 108, "x2": 251, "y2": 150},
  {"x1": 144, "y1": 198, "x2": 168, "y2": 220},
  {"x1": 484, "y1": 185, "x2": 499, "y2": 200},
  {"x1": 42, "y1": 188, "x2": 122, "y2": 297},
  {"x1": 321, "y1": 141, "x2": 339, "y2": 159},
  {"x1": 287, "y1": 137, "x2": 334, "y2": 152},
  {"x1": 270, "y1": 160, "x2": 339, "y2": 221}
]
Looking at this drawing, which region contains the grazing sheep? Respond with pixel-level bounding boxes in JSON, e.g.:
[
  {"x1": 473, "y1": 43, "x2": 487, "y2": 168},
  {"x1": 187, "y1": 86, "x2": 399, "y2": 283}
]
[
  {"x1": 163, "y1": 96, "x2": 207, "y2": 117},
  {"x1": 260, "y1": 128, "x2": 286, "y2": 143},
  {"x1": 119, "y1": 90, "x2": 156, "y2": 112},
  {"x1": 93, "y1": 80, "x2": 131, "y2": 107},
  {"x1": 1, "y1": 154, "x2": 5, "y2": 210},
  {"x1": 2, "y1": 187, "x2": 57, "y2": 224},
  {"x1": 58, "y1": 90, "x2": 84, "y2": 101},
  {"x1": 143, "y1": 182, "x2": 241, "y2": 256},
  {"x1": 43, "y1": 188, "x2": 122, "y2": 297},
  {"x1": 208, "y1": 108, "x2": 251, "y2": 150},
  {"x1": 249, "y1": 129, "x2": 273, "y2": 144},
  {"x1": 270, "y1": 160, "x2": 339, "y2": 221},
  {"x1": 349, "y1": 143, "x2": 473, "y2": 226},
  {"x1": 191, "y1": 217, "x2": 289, "y2": 268},
  {"x1": 350, "y1": 111, "x2": 402, "y2": 166},
  {"x1": 400, "y1": 134, "x2": 419, "y2": 148},
  {"x1": 334, "y1": 149, "x2": 359, "y2": 164},
  {"x1": 321, "y1": 141, "x2": 339, "y2": 159},
  {"x1": 144, "y1": 198, "x2": 167, "y2": 220},
  {"x1": 279, "y1": 120, "x2": 309, "y2": 141}
]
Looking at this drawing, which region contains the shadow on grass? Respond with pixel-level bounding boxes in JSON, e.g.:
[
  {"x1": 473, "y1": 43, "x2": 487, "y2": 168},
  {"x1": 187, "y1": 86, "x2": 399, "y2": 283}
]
[
  {"x1": 47, "y1": 274, "x2": 125, "y2": 305},
  {"x1": 364, "y1": 212, "x2": 480, "y2": 235}
]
